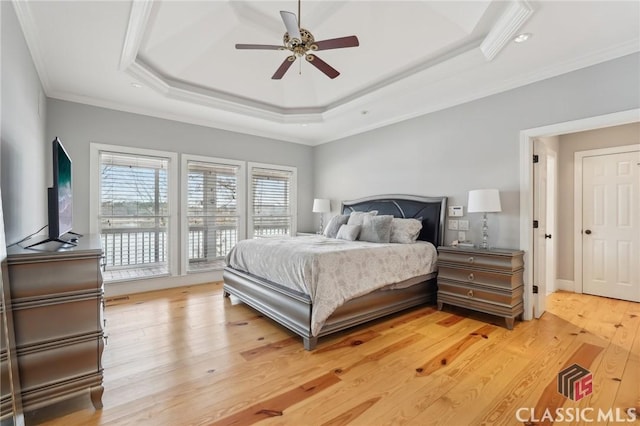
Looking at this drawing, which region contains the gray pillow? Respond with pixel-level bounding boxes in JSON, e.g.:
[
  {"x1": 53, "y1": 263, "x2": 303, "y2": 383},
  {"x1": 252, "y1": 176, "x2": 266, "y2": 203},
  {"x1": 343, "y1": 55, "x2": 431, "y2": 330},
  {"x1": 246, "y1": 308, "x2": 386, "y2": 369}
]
[
  {"x1": 323, "y1": 214, "x2": 349, "y2": 238},
  {"x1": 336, "y1": 224, "x2": 361, "y2": 241},
  {"x1": 346, "y1": 210, "x2": 378, "y2": 227},
  {"x1": 359, "y1": 215, "x2": 393, "y2": 243},
  {"x1": 390, "y1": 218, "x2": 423, "y2": 243}
]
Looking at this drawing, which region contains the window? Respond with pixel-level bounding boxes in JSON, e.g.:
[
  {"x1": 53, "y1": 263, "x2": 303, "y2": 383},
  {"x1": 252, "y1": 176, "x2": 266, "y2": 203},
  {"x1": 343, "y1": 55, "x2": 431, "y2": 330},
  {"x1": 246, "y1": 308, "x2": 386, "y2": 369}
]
[
  {"x1": 182, "y1": 155, "x2": 245, "y2": 272},
  {"x1": 248, "y1": 162, "x2": 297, "y2": 238},
  {"x1": 90, "y1": 144, "x2": 178, "y2": 282}
]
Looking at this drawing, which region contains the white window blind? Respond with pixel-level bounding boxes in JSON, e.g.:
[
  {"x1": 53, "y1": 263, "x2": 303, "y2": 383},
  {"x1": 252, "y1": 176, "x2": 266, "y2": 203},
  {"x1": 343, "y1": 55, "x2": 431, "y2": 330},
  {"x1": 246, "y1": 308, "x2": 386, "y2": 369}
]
[
  {"x1": 99, "y1": 151, "x2": 170, "y2": 277},
  {"x1": 186, "y1": 160, "x2": 239, "y2": 271},
  {"x1": 249, "y1": 165, "x2": 296, "y2": 238}
]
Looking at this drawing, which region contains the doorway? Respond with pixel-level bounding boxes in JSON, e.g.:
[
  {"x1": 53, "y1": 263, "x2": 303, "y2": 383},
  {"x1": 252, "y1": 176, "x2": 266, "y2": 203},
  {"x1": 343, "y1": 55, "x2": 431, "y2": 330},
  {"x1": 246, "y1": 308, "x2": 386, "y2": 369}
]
[{"x1": 519, "y1": 109, "x2": 640, "y2": 321}]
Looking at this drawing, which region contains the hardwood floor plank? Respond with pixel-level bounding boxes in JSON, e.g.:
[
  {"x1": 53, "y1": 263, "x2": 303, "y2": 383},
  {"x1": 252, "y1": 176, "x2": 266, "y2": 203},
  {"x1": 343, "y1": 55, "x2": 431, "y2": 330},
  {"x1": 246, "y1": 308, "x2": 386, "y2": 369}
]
[{"x1": 24, "y1": 285, "x2": 639, "y2": 426}]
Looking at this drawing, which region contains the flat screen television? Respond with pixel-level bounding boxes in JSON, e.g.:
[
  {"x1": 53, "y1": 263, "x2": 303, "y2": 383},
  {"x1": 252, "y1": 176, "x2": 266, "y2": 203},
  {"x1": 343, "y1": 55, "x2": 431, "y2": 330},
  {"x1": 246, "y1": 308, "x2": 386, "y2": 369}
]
[
  {"x1": 49, "y1": 137, "x2": 73, "y2": 239},
  {"x1": 27, "y1": 137, "x2": 76, "y2": 248}
]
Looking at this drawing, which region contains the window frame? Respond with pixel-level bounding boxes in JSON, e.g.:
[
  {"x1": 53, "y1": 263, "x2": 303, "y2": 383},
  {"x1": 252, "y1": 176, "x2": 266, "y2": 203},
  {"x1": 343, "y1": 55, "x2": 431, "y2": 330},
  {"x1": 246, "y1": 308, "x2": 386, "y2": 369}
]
[
  {"x1": 247, "y1": 162, "x2": 297, "y2": 238},
  {"x1": 90, "y1": 143, "x2": 179, "y2": 279},
  {"x1": 180, "y1": 154, "x2": 246, "y2": 274}
]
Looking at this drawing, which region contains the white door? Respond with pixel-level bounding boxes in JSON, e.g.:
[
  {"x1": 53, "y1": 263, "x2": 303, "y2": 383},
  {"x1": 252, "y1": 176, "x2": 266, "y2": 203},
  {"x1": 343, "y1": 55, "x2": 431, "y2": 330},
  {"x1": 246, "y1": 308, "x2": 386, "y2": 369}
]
[
  {"x1": 533, "y1": 139, "x2": 548, "y2": 318},
  {"x1": 582, "y1": 150, "x2": 640, "y2": 302}
]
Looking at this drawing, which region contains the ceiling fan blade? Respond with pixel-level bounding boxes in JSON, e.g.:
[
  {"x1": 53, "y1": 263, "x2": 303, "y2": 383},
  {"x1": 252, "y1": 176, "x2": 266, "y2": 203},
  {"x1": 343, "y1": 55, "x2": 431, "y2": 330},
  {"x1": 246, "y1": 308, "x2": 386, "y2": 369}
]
[
  {"x1": 272, "y1": 56, "x2": 296, "y2": 80},
  {"x1": 305, "y1": 54, "x2": 340, "y2": 79},
  {"x1": 313, "y1": 36, "x2": 359, "y2": 51},
  {"x1": 280, "y1": 11, "x2": 301, "y2": 42},
  {"x1": 235, "y1": 44, "x2": 283, "y2": 50}
]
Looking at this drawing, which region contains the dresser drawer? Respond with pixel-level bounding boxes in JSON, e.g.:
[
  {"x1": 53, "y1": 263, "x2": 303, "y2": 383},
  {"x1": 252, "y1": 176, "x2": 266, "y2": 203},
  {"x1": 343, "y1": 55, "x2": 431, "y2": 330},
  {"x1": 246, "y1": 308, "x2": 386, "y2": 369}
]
[
  {"x1": 438, "y1": 280, "x2": 523, "y2": 306},
  {"x1": 438, "y1": 250, "x2": 523, "y2": 271},
  {"x1": 9, "y1": 257, "x2": 101, "y2": 299},
  {"x1": 438, "y1": 266, "x2": 523, "y2": 289},
  {"x1": 12, "y1": 292, "x2": 102, "y2": 347}
]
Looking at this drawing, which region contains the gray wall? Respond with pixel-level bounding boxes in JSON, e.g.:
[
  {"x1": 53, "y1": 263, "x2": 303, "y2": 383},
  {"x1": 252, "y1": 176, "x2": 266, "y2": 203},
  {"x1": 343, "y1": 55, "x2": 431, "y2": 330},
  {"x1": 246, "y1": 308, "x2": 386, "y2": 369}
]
[
  {"x1": 314, "y1": 53, "x2": 640, "y2": 249},
  {"x1": 45, "y1": 99, "x2": 315, "y2": 235},
  {"x1": 1, "y1": 2, "x2": 48, "y2": 245},
  {"x1": 557, "y1": 122, "x2": 640, "y2": 280}
]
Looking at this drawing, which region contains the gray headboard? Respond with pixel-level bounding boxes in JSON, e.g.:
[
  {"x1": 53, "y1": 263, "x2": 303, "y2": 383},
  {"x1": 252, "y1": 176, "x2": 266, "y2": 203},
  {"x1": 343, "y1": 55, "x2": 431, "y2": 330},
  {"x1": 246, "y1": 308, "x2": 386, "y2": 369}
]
[{"x1": 341, "y1": 194, "x2": 447, "y2": 247}]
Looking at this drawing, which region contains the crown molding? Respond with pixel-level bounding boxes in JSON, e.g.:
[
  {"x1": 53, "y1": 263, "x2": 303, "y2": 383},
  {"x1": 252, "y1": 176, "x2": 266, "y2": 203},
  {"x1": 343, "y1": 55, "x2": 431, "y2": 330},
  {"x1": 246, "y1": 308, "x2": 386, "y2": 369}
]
[
  {"x1": 481, "y1": 0, "x2": 534, "y2": 61},
  {"x1": 119, "y1": 0, "x2": 154, "y2": 70},
  {"x1": 11, "y1": 0, "x2": 51, "y2": 93}
]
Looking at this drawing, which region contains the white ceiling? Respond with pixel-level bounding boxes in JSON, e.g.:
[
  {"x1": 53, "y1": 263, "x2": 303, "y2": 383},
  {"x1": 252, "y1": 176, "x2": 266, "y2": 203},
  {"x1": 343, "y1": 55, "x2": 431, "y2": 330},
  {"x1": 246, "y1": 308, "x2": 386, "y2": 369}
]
[{"x1": 13, "y1": 1, "x2": 640, "y2": 145}]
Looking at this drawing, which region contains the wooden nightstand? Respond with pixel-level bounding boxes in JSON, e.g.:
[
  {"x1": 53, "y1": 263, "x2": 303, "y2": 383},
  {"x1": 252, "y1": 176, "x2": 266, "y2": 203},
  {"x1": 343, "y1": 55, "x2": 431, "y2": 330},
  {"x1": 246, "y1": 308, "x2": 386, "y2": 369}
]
[{"x1": 436, "y1": 246, "x2": 524, "y2": 329}]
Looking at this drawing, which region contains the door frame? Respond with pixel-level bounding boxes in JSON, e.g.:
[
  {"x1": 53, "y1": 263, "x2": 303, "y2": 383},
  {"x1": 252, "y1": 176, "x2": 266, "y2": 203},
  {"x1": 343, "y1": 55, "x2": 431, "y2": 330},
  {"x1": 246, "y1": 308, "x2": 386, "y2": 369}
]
[
  {"x1": 574, "y1": 145, "x2": 640, "y2": 295},
  {"x1": 519, "y1": 108, "x2": 639, "y2": 321}
]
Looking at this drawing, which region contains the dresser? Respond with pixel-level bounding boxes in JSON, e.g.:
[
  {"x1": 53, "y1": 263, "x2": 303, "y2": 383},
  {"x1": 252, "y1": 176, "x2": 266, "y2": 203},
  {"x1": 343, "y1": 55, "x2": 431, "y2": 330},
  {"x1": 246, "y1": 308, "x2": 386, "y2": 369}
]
[
  {"x1": 6, "y1": 235, "x2": 104, "y2": 411},
  {"x1": 436, "y1": 246, "x2": 524, "y2": 329}
]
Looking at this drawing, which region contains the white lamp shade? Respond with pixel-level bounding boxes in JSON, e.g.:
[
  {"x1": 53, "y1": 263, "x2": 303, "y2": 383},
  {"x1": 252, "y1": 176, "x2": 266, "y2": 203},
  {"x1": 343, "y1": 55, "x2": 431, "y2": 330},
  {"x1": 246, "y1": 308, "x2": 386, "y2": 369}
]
[
  {"x1": 312, "y1": 198, "x2": 331, "y2": 213},
  {"x1": 468, "y1": 189, "x2": 502, "y2": 213}
]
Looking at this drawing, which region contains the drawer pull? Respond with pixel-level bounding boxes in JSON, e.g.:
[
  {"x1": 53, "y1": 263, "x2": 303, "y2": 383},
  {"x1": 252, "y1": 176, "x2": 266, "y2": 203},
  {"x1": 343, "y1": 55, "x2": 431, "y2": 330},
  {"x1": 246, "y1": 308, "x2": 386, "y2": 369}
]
[
  {"x1": 467, "y1": 256, "x2": 475, "y2": 263},
  {"x1": 467, "y1": 290, "x2": 474, "y2": 298},
  {"x1": 467, "y1": 273, "x2": 475, "y2": 281}
]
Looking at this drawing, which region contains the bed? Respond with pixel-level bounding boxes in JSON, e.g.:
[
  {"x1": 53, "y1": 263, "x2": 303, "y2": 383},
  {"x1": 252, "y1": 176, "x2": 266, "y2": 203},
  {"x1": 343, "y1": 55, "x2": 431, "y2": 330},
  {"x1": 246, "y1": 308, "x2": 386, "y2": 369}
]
[{"x1": 223, "y1": 194, "x2": 447, "y2": 350}]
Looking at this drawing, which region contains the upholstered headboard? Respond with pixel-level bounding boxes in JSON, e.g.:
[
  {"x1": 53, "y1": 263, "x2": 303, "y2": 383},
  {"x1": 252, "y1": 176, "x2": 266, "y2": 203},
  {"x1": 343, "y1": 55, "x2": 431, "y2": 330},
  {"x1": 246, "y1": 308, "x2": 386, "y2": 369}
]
[{"x1": 341, "y1": 194, "x2": 447, "y2": 247}]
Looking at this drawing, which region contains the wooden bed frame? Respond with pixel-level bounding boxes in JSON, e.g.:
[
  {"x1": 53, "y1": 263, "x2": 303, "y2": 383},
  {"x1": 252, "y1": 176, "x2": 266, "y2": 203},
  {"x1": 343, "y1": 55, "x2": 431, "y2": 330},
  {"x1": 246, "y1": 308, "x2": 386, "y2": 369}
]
[{"x1": 223, "y1": 194, "x2": 447, "y2": 350}]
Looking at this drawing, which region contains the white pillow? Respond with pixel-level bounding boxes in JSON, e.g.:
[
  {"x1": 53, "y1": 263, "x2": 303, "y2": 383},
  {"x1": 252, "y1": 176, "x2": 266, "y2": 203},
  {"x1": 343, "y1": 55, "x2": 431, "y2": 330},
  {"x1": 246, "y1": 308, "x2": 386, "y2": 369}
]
[
  {"x1": 336, "y1": 224, "x2": 361, "y2": 241},
  {"x1": 390, "y1": 218, "x2": 423, "y2": 244},
  {"x1": 346, "y1": 210, "x2": 378, "y2": 227},
  {"x1": 323, "y1": 214, "x2": 349, "y2": 238},
  {"x1": 359, "y1": 215, "x2": 393, "y2": 243}
]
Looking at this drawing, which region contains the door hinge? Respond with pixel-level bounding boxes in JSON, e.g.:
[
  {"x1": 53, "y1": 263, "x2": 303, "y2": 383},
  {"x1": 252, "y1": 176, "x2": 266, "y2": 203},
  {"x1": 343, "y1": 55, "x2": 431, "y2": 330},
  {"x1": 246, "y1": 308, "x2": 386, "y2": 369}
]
[
  {"x1": 533, "y1": 285, "x2": 539, "y2": 294},
  {"x1": 533, "y1": 220, "x2": 539, "y2": 229},
  {"x1": 533, "y1": 154, "x2": 539, "y2": 163}
]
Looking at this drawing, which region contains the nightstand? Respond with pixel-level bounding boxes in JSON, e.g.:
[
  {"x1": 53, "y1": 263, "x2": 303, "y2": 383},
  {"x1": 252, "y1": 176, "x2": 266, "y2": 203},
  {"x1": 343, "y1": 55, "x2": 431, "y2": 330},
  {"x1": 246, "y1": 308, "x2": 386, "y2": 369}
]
[{"x1": 436, "y1": 246, "x2": 524, "y2": 329}]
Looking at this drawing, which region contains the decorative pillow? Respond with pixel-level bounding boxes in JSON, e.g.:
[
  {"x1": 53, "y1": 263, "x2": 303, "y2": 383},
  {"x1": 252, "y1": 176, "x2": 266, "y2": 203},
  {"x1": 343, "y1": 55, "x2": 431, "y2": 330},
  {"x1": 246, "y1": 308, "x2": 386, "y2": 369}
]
[
  {"x1": 346, "y1": 210, "x2": 378, "y2": 227},
  {"x1": 336, "y1": 224, "x2": 361, "y2": 241},
  {"x1": 359, "y1": 215, "x2": 393, "y2": 243},
  {"x1": 323, "y1": 214, "x2": 349, "y2": 238},
  {"x1": 390, "y1": 218, "x2": 423, "y2": 244}
]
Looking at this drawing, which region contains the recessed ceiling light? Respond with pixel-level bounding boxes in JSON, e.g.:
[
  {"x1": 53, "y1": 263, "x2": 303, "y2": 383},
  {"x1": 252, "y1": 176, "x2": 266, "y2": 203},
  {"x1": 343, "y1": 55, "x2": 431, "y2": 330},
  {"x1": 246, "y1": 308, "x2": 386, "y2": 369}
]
[
  {"x1": 514, "y1": 33, "x2": 532, "y2": 43},
  {"x1": 130, "y1": 82, "x2": 142, "y2": 88}
]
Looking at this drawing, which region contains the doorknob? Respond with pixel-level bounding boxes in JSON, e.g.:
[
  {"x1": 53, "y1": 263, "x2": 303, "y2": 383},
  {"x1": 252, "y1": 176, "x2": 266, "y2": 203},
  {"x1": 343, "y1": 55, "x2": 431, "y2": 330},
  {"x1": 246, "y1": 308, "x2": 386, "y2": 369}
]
[
  {"x1": 585, "y1": 229, "x2": 592, "y2": 235},
  {"x1": 545, "y1": 234, "x2": 552, "y2": 239}
]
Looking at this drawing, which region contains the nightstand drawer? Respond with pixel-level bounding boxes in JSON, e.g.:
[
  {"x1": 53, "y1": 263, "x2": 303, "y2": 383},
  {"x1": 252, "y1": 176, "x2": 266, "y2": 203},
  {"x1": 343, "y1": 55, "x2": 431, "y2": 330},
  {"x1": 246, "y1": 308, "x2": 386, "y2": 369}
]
[
  {"x1": 438, "y1": 250, "x2": 523, "y2": 271},
  {"x1": 438, "y1": 267, "x2": 523, "y2": 289},
  {"x1": 438, "y1": 280, "x2": 523, "y2": 306}
]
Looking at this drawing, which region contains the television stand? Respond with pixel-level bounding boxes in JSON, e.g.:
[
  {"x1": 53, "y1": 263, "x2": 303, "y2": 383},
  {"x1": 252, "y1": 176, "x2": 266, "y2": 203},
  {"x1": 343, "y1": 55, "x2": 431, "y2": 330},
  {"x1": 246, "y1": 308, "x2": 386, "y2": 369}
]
[{"x1": 25, "y1": 237, "x2": 77, "y2": 249}]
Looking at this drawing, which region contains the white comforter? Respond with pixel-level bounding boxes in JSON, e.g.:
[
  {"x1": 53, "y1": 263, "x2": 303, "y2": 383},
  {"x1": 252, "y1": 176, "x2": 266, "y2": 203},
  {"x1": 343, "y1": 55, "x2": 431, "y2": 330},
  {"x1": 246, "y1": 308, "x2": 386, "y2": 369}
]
[{"x1": 225, "y1": 235, "x2": 437, "y2": 336}]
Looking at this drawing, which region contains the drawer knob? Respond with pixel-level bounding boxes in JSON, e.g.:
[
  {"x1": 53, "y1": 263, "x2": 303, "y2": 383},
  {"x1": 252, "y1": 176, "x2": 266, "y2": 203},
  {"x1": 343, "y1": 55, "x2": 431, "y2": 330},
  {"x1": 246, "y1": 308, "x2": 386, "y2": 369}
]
[
  {"x1": 468, "y1": 256, "x2": 475, "y2": 263},
  {"x1": 468, "y1": 273, "x2": 475, "y2": 281},
  {"x1": 467, "y1": 290, "x2": 474, "y2": 298}
]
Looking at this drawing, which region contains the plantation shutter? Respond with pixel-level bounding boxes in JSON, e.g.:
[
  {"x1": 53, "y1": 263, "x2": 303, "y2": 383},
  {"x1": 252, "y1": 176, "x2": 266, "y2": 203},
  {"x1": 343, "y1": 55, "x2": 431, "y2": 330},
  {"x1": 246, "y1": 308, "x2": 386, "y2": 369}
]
[
  {"x1": 250, "y1": 167, "x2": 293, "y2": 237},
  {"x1": 186, "y1": 161, "x2": 239, "y2": 270},
  {"x1": 99, "y1": 152, "x2": 170, "y2": 273}
]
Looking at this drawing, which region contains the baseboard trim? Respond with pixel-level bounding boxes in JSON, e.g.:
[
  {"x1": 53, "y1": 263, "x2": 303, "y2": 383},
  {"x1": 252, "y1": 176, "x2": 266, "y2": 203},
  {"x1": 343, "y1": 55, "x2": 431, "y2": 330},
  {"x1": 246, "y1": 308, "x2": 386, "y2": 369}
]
[
  {"x1": 104, "y1": 270, "x2": 223, "y2": 297},
  {"x1": 556, "y1": 279, "x2": 575, "y2": 292}
]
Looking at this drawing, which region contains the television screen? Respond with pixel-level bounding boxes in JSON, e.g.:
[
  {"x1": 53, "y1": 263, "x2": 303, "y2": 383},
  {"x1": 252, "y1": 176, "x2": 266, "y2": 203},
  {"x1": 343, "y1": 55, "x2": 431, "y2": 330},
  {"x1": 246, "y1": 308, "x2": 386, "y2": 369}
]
[{"x1": 50, "y1": 138, "x2": 73, "y2": 238}]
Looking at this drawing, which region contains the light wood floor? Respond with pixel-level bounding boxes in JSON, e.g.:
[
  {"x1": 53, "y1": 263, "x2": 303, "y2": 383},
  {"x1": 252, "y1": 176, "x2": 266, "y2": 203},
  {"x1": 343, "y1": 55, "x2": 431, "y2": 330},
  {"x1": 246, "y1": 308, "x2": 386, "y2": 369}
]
[{"x1": 25, "y1": 282, "x2": 639, "y2": 425}]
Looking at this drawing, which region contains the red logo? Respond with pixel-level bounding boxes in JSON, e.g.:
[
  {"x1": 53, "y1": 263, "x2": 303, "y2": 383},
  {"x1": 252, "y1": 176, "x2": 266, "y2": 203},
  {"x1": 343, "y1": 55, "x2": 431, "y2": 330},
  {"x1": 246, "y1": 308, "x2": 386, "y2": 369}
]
[{"x1": 557, "y1": 364, "x2": 593, "y2": 401}]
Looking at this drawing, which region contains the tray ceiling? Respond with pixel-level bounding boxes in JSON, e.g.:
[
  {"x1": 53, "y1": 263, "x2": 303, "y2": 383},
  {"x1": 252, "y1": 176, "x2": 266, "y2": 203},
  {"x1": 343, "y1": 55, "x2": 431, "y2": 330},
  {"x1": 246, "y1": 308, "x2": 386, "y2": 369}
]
[{"x1": 13, "y1": 1, "x2": 640, "y2": 145}]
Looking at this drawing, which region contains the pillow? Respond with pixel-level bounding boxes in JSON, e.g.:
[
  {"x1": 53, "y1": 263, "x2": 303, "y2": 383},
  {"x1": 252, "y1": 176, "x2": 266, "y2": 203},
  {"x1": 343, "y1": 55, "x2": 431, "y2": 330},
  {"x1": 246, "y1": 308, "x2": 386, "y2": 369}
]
[
  {"x1": 336, "y1": 224, "x2": 361, "y2": 241},
  {"x1": 323, "y1": 214, "x2": 349, "y2": 238},
  {"x1": 359, "y1": 215, "x2": 393, "y2": 243},
  {"x1": 346, "y1": 210, "x2": 378, "y2": 227},
  {"x1": 390, "y1": 218, "x2": 423, "y2": 244}
]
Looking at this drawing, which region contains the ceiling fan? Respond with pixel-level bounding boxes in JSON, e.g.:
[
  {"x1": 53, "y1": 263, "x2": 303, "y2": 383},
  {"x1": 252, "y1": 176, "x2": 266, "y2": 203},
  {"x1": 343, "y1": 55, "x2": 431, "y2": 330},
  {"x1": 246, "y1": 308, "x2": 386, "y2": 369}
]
[{"x1": 235, "y1": 0, "x2": 360, "y2": 79}]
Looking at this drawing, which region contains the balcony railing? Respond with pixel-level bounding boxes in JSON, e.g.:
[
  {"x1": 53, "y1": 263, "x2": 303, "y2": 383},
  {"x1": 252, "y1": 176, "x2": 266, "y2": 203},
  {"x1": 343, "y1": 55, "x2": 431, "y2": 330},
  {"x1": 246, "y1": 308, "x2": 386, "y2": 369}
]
[{"x1": 100, "y1": 224, "x2": 289, "y2": 271}]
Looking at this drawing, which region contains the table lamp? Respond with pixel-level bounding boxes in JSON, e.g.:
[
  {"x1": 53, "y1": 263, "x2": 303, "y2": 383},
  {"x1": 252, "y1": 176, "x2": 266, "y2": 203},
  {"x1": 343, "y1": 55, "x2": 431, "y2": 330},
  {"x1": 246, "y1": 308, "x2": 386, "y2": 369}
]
[
  {"x1": 467, "y1": 189, "x2": 502, "y2": 249},
  {"x1": 312, "y1": 198, "x2": 331, "y2": 234}
]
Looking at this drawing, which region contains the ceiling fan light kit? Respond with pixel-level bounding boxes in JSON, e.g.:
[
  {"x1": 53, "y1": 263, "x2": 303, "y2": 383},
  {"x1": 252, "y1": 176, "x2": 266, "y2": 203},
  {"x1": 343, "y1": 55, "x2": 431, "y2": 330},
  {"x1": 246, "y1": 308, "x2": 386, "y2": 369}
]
[{"x1": 235, "y1": 0, "x2": 359, "y2": 80}]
